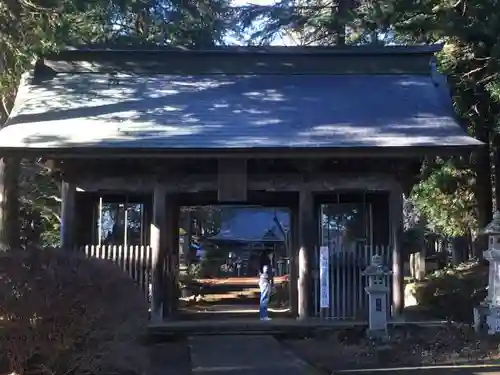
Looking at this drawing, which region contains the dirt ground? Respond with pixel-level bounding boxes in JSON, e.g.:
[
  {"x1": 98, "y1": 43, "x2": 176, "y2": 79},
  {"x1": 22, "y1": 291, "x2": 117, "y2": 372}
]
[
  {"x1": 284, "y1": 324, "x2": 500, "y2": 372},
  {"x1": 180, "y1": 276, "x2": 290, "y2": 311}
]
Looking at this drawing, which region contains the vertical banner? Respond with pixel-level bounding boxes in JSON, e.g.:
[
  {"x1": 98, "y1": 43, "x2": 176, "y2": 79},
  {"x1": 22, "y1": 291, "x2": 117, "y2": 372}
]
[{"x1": 319, "y1": 245, "x2": 330, "y2": 309}]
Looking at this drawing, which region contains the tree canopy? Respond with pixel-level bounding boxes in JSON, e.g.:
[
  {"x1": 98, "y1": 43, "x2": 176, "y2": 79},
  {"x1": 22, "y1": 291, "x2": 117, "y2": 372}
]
[
  {"x1": 237, "y1": 0, "x2": 500, "y2": 258},
  {"x1": 1, "y1": 0, "x2": 499, "y2": 259},
  {"x1": 0, "y1": 0, "x2": 233, "y2": 248}
]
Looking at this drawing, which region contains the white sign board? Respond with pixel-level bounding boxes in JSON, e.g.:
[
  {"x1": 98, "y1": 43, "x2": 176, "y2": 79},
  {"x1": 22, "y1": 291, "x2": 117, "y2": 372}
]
[{"x1": 319, "y1": 246, "x2": 330, "y2": 308}]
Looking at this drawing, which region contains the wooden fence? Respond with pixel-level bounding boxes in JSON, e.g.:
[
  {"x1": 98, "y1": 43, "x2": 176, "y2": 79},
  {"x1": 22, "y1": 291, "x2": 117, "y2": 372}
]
[
  {"x1": 80, "y1": 245, "x2": 153, "y2": 298},
  {"x1": 79, "y1": 242, "x2": 393, "y2": 320},
  {"x1": 312, "y1": 244, "x2": 392, "y2": 320}
]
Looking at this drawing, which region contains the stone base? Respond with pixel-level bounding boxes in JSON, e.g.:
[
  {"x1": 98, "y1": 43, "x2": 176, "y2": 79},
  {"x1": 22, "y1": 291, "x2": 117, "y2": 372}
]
[{"x1": 473, "y1": 303, "x2": 500, "y2": 334}]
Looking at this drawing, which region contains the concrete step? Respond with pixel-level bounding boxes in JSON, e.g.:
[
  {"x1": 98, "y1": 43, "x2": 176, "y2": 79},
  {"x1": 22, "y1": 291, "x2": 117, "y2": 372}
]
[
  {"x1": 147, "y1": 317, "x2": 447, "y2": 340},
  {"x1": 189, "y1": 335, "x2": 316, "y2": 375},
  {"x1": 148, "y1": 318, "x2": 366, "y2": 339}
]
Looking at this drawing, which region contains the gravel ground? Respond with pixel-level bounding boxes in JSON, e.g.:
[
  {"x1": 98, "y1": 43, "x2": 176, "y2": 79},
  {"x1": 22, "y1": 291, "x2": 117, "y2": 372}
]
[{"x1": 284, "y1": 324, "x2": 500, "y2": 372}]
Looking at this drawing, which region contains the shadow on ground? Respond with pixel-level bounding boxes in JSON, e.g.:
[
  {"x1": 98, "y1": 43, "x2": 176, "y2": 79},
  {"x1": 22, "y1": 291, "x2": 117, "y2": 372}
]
[
  {"x1": 148, "y1": 340, "x2": 192, "y2": 375},
  {"x1": 179, "y1": 276, "x2": 290, "y2": 320}
]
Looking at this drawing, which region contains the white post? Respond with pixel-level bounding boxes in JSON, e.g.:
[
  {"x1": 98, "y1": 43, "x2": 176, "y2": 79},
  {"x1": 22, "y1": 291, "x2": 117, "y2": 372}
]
[
  {"x1": 98, "y1": 196, "x2": 103, "y2": 246},
  {"x1": 319, "y1": 245, "x2": 330, "y2": 318},
  {"x1": 123, "y1": 196, "x2": 128, "y2": 248},
  {"x1": 150, "y1": 185, "x2": 166, "y2": 323}
]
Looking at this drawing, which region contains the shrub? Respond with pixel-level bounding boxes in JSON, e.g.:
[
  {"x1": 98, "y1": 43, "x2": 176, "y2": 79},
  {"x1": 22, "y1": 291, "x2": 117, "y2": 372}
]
[
  {"x1": 0, "y1": 248, "x2": 150, "y2": 375},
  {"x1": 270, "y1": 279, "x2": 289, "y2": 308},
  {"x1": 413, "y1": 260, "x2": 488, "y2": 322}
]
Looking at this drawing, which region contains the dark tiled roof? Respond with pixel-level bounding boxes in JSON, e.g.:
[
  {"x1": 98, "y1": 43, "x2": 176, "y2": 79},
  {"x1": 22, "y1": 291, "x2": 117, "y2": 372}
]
[
  {"x1": 0, "y1": 72, "x2": 480, "y2": 150},
  {"x1": 208, "y1": 207, "x2": 289, "y2": 243}
]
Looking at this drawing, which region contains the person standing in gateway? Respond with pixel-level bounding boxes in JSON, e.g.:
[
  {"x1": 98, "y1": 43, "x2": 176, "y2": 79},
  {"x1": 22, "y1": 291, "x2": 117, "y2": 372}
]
[{"x1": 258, "y1": 250, "x2": 274, "y2": 321}]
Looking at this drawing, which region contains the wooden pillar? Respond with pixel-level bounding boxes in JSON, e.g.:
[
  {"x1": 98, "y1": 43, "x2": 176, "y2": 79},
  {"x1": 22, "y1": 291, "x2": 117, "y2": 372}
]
[
  {"x1": 150, "y1": 185, "x2": 166, "y2": 323},
  {"x1": 60, "y1": 181, "x2": 76, "y2": 250},
  {"x1": 0, "y1": 157, "x2": 20, "y2": 251},
  {"x1": 75, "y1": 193, "x2": 95, "y2": 246},
  {"x1": 164, "y1": 195, "x2": 179, "y2": 318},
  {"x1": 298, "y1": 188, "x2": 314, "y2": 319},
  {"x1": 389, "y1": 187, "x2": 404, "y2": 316},
  {"x1": 289, "y1": 205, "x2": 299, "y2": 317}
]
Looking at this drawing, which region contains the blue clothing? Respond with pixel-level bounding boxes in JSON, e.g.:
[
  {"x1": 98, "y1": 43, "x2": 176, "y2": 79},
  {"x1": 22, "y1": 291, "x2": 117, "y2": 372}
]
[
  {"x1": 259, "y1": 264, "x2": 273, "y2": 319},
  {"x1": 259, "y1": 280, "x2": 271, "y2": 319}
]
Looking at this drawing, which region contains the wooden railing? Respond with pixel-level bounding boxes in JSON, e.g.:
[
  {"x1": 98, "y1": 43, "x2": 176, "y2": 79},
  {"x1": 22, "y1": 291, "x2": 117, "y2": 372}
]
[{"x1": 80, "y1": 245, "x2": 152, "y2": 298}]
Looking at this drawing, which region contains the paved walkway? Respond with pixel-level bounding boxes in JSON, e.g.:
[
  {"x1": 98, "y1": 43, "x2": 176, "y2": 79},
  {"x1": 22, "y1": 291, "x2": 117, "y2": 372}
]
[
  {"x1": 335, "y1": 366, "x2": 500, "y2": 374},
  {"x1": 189, "y1": 335, "x2": 315, "y2": 375}
]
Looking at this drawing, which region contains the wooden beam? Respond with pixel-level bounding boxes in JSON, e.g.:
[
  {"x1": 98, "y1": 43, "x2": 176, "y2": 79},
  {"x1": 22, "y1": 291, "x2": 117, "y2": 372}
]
[
  {"x1": 289, "y1": 205, "x2": 299, "y2": 317},
  {"x1": 394, "y1": 161, "x2": 421, "y2": 196},
  {"x1": 60, "y1": 181, "x2": 76, "y2": 249},
  {"x1": 389, "y1": 186, "x2": 404, "y2": 316},
  {"x1": 63, "y1": 157, "x2": 417, "y2": 177},
  {"x1": 150, "y1": 185, "x2": 166, "y2": 323},
  {"x1": 298, "y1": 188, "x2": 314, "y2": 320},
  {"x1": 217, "y1": 159, "x2": 248, "y2": 202},
  {"x1": 74, "y1": 172, "x2": 400, "y2": 194},
  {"x1": 8, "y1": 145, "x2": 469, "y2": 160}
]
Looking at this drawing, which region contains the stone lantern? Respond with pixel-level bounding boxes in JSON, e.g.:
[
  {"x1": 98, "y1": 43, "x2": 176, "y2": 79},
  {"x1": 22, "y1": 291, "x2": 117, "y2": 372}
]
[
  {"x1": 362, "y1": 254, "x2": 392, "y2": 339},
  {"x1": 474, "y1": 211, "x2": 500, "y2": 334}
]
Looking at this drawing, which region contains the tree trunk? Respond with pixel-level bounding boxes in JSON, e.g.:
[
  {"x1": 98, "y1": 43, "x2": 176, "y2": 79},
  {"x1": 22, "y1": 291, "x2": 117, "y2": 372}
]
[
  {"x1": 185, "y1": 210, "x2": 193, "y2": 267},
  {"x1": 472, "y1": 122, "x2": 492, "y2": 258},
  {"x1": 332, "y1": 0, "x2": 346, "y2": 45},
  {"x1": 493, "y1": 132, "x2": 500, "y2": 211},
  {"x1": 467, "y1": 228, "x2": 474, "y2": 260},
  {"x1": 0, "y1": 156, "x2": 20, "y2": 251}
]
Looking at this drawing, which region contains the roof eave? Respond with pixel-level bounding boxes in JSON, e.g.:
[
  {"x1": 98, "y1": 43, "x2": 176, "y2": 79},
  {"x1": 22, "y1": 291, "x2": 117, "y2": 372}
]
[
  {"x1": 0, "y1": 144, "x2": 484, "y2": 159},
  {"x1": 49, "y1": 44, "x2": 444, "y2": 59}
]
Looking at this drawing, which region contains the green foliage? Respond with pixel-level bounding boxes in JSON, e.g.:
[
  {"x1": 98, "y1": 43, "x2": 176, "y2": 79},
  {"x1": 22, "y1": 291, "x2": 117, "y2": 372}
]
[
  {"x1": 19, "y1": 160, "x2": 61, "y2": 247},
  {"x1": 1, "y1": 0, "x2": 500, "y2": 251},
  {"x1": 412, "y1": 161, "x2": 476, "y2": 237},
  {"x1": 237, "y1": 0, "x2": 500, "y2": 245},
  {"x1": 186, "y1": 262, "x2": 203, "y2": 279},
  {"x1": 236, "y1": 0, "x2": 392, "y2": 45},
  {"x1": 413, "y1": 260, "x2": 487, "y2": 322},
  {"x1": 0, "y1": 0, "x2": 234, "y2": 249}
]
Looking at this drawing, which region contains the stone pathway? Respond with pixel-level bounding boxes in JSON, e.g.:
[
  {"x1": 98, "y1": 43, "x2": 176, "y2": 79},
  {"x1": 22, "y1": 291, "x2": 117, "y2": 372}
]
[
  {"x1": 149, "y1": 341, "x2": 192, "y2": 375},
  {"x1": 189, "y1": 335, "x2": 316, "y2": 375},
  {"x1": 334, "y1": 366, "x2": 500, "y2": 374}
]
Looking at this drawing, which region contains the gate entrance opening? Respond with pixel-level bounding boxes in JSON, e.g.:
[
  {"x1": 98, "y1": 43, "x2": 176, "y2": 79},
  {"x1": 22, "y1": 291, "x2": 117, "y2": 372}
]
[{"x1": 178, "y1": 205, "x2": 292, "y2": 320}]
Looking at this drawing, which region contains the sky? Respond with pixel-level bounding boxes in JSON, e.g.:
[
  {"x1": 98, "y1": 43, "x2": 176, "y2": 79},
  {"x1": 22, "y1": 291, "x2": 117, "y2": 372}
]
[
  {"x1": 229, "y1": 0, "x2": 297, "y2": 45},
  {"x1": 232, "y1": 0, "x2": 275, "y2": 5}
]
